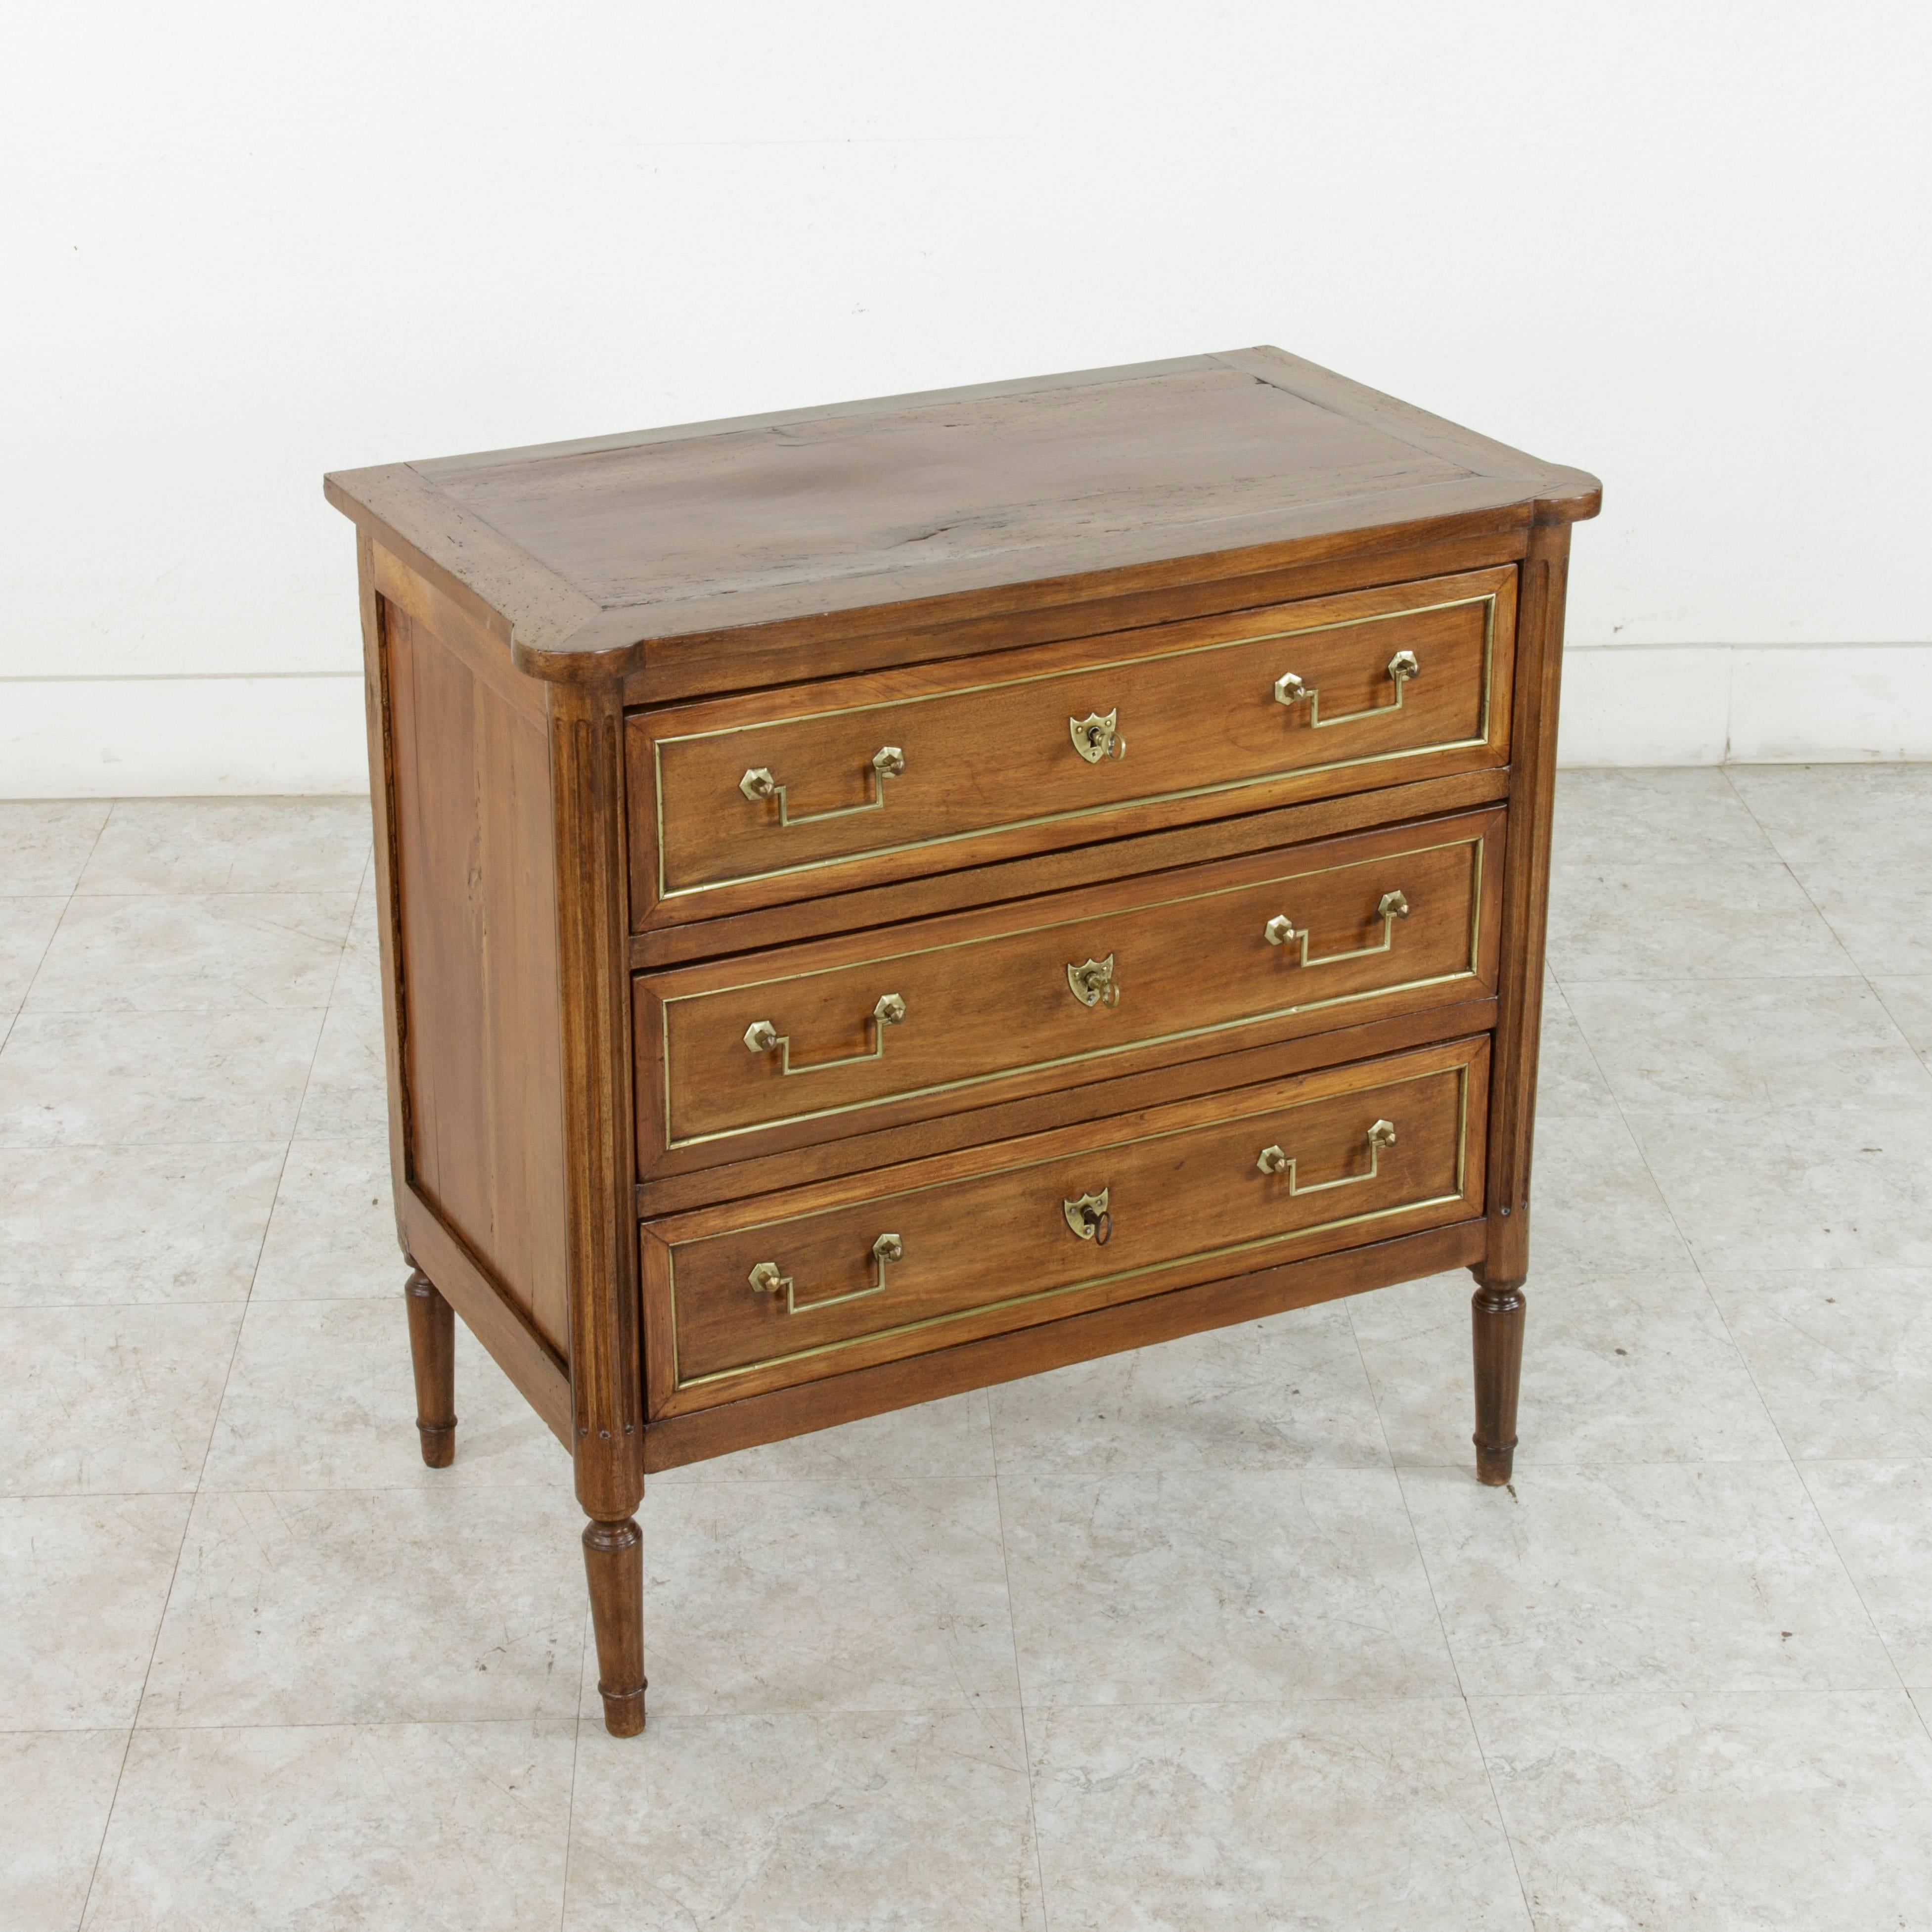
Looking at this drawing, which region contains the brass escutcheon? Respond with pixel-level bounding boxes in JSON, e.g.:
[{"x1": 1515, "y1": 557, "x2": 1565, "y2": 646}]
[
  {"x1": 1066, "y1": 954, "x2": 1121, "y2": 1008},
  {"x1": 1062, "y1": 1187, "x2": 1112, "y2": 1243},
  {"x1": 1068, "y1": 710, "x2": 1125, "y2": 763}
]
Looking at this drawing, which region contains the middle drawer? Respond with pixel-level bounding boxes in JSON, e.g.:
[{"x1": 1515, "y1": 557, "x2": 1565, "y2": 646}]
[{"x1": 633, "y1": 806, "x2": 1503, "y2": 1179}]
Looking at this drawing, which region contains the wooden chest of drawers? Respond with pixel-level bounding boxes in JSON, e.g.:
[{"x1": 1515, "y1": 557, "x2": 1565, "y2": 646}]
[{"x1": 325, "y1": 347, "x2": 1597, "y2": 1737}]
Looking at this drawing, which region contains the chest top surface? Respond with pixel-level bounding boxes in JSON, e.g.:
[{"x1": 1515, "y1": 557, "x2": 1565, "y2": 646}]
[{"x1": 324, "y1": 346, "x2": 1598, "y2": 674}]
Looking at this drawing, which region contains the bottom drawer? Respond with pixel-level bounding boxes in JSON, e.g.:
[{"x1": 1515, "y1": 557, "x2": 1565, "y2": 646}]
[{"x1": 642, "y1": 1035, "x2": 1488, "y2": 1415}]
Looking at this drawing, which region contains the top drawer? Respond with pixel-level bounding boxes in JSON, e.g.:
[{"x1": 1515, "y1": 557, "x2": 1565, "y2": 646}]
[{"x1": 625, "y1": 567, "x2": 1516, "y2": 928}]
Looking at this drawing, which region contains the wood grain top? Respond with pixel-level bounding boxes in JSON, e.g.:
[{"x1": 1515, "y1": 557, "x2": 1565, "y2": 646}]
[{"x1": 324, "y1": 347, "x2": 1598, "y2": 682}]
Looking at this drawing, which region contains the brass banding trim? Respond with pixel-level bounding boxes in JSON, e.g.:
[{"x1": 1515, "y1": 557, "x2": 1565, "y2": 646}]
[
  {"x1": 651, "y1": 592, "x2": 1498, "y2": 902},
  {"x1": 659, "y1": 834, "x2": 1486, "y2": 1149},
  {"x1": 665, "y1": 1062, "x2": 1472, "y2": 1393}
]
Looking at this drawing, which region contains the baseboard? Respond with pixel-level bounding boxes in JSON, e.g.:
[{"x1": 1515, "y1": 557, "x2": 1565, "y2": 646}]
[
  {"x1": 1, "y1": 674, "x2": 369, "y2": 797},
  {"x1": 2, "y1": 647, "x2": 1928, "y2": 797},
  {"x1": 1558, "y1": 643, "x2": 1932, "y2": 764}
]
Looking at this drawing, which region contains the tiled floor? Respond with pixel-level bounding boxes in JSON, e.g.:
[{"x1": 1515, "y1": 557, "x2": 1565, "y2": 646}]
[{"x1": 3, "y1": 769, "x2": 1932, "y2": 1930}]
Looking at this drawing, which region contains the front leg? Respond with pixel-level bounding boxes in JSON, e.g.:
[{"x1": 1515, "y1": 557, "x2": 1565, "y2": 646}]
[
  {"x1": 404, "y1": 1266, "x2": 457, "y2": 1468},
  {"x1": 584, "y1": 1517, "x2": 646, "y2": 1736},
  {"x1": 1470, "y1": 1271, "x2": 1526, "y2": 1485}
]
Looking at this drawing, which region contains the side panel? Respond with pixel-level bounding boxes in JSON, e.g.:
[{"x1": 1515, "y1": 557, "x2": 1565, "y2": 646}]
[
  {"x1": 1482, "y1": 521, "x2": 1572, "y2": 1286},
  {"x1": 378, "y1": 558, "x2": 571, "y2": 1354}
]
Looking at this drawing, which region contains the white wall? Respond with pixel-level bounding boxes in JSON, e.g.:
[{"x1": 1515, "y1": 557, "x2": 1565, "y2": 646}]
[{"x1": 4, "y1": 0, "x2": 1929, "y2": 794}]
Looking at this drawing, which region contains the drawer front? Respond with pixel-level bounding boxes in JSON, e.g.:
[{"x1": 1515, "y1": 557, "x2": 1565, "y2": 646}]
[
  {"x1": 641, "y1": 1036, "x2": 1487, "y2": 1413},
  {"x1": 635, "y1": 808, "x2": 1504, "y2": 1176},
  {"x1": 628, "y1": 567, "x2": 1515, "y2": 926}
]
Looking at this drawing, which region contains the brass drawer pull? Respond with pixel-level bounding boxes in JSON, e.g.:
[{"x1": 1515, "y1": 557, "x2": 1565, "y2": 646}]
[
  {"x1": 744, "y1": 993, "x2": 907, "y2": 1073},
  {"x1": 740, "y1": 746, "x2": 905, "y2": 824},
  {"x1": 1264, "y1": 890, "x2": 1409, "y2": 965},
  {"x1": 1273, "y1": 649, "x2": 1420, "y2": 726},
  {"x1": 1066, "y1": 953, "x2": 1121, "y2": 1008},
  {"x1": 1257, "y1": 1118, "x2": 1396, "y2": 1188},
  {"x1": 749, "y1": 1232, "x2": 902, "y2": 1315},
  {"x1": 1063, "y1": 1187, "x2": 1112, "y2": 1244},
  {"x1": 1069, "y1": 709, "x2": 1125, "y2": 763}
]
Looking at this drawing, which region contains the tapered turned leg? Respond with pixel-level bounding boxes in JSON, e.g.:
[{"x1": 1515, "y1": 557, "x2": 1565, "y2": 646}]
[
  {"x1": 404, "y1": 1266, "x2": 457, "y2": 1469},
  {"x1": 1471, "y1": 1275, "x2": 1526, "y2": 1485},
  {"x1": 583, "y1": 1517, "x2": 646, "y2": 1737}
]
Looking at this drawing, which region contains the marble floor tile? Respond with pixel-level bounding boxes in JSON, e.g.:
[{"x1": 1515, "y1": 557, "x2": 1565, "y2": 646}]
[
  {"x1": 0, "y1": 1494, "x2": 190, "y2": 1729},
  {"x1": 1628, "y1": 1100, "x2": 1932, "y2": 1270},
  {"x1": 139, "y1": 1486, "x2": 586, "y2": 1727},
  {"x1": 1727, "y1": 762, "x2": 1932, "y2": 874},
  {"x1": 75, "y1": 797, "x2": 374, "y2": 897},
  {"x1": 634, "y1": 1479, "x2": 1019, "y2": 1717},
  {"x1": 1873, "y1": 974, "x2": 1932, "y2": 1062},
  {"x1": 1565, "y1": 975, "x2": 1932, "y2": 1115},
  {"x1": 1001, "y1": 1465, "x2": 1455, "y2": 1707},
  {"x1": 1801, "y1": 861, "x2": 1932, "y2": 977},
  {"x1": 1545, "y1": 855, "x2": 1855, "y2": 982},
  {"x1": 0, "y1": 1729, "x2": 127, "y2": 1932},
  {"x1": 1354, "y1": 1269, "x2": 1784, "y2": 1468},
  {"x1": 1552, "y1": 768, "x2": 1777, "y2": 869},
  {"x1": 1797, "y1": 1460, "x2": 1932, "y2": 1685},
  {"x1": 1473, "y1": 1688, "x2": 1932, "y2": 1932},
  {"x1": 1345, "y1": 1266, "x2": 1474, "y2": 1348},
  {"x1": 0, "y1": 897, "x2": 63, "y2": 1014},
  {"x1": 292, "y1": 996, "x2": 386, "y2": 1139},
  {"x1": 0, "y1": 1304, "x2": 241, "y2": 1495},
  {"x1": 1533, "y1": 977, "x2": 1615, "y2": 1117},
  {"x1": 1514, "y1": 1112, "x2": 1693, "y2": 1275},
  {"x1": 989, "y1": 1303, "x2": 1388, "y2": 1476},
  {"x1": 650, "y1": 1390, "x2": 995, "y2": 1484},
  {"x1": 0, "y1": 1145, "x2": 284, "y2": 1304},
  {"x1": 0, "y1": 1009, "x2": 323, "y2": 1147},
  {"x1": 249, "y1": 1136, "x2": 399, "y2": 1300},
  {"x1": 85, "y1": 1718, "x2": 574, "y2": 1932},
  {"x1": 24, "y1": 893, "x2": 355, "y2": 1014},
  {"x1": 566, "y1": 1709, "x2": 1042, "y2": 1932},
  {"x1": 1028, "y1": 1699, "x2": 1528, "y2": 1932},
  {"x1": 201, "y1": 1298, "x2": 562, "y2": 1491},
  {"x1": 0, "y1": 801, "x2": 109, "y2": 896},
  {"x1": 1401, "y1": 1461, "x2": 1893, "y2": 1697},
  {"x1": 1706, "y1": 1270, "x2": 1932, "y2": 1458}
]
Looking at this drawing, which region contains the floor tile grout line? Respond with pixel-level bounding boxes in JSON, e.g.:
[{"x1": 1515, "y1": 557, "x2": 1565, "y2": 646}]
[
  {"x1": 1657, "y1": 777, "x2": 1926, "y2": 1699},
  {"x1": 988, "y1": 1406, "x2": 1052, "y2": 1932},
  {"x1": 1717, "y1": 765, "x2": 1872, "y2": 981},
  {"x1": 10, "y1": 1450, "x2": 1858, "y2": 1507},
  {"x1": 559, "y1": 1686, "x2": 582, "y2": 1932},
  {"x1": 73, "y1": 1506, "x2": 197, "y2": 1926},
  {"x1": 0, "y1": 863, "x2": 80, "y2": 1059},
  {"x1": 74, "y1": 862, "x2": 332, "y2": 1909},
  {"x1": 8, "y1": 806, "x2": 108, "y2": 1049},
  {"x1": 21, "y1": 820, "x2": 124, "y2": 1932},
  {"x1": 1787, "y1": 1460, "x2": 1919, "y2": 1706},
  {"x1": 1559, "y1": 840, "x2": 1925, "y2": 1707},
  {"x1": 317, "y1": 848, "x2": 374, "y2": 1014},
  {"x1": 77, "y1": 1679, "x2": 1932, "y2": 1735},
  {"x1": 68, "y1": 1728, "x2": 135, "y2": 1932},
  {"x1": 1346, "y1": 1299, "x2": 1535, "y2": 1923}
]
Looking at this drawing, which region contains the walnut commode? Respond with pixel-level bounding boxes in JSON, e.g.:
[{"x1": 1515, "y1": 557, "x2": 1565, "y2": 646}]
[{"x1": 325, "y1": 348, "x2": 1598, "y2": 1737}]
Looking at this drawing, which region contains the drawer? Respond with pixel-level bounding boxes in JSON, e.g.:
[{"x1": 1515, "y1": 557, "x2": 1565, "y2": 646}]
[
  {"x1": 633, "y1": 807, "x2": 1504, "y2": 1178},
  {"x1": 641, "y1": 1035, "x2": 1488, "y2": 1414},
  {"x1": 625, "y1": 567, "x2": 1516, "y2": 928}
]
